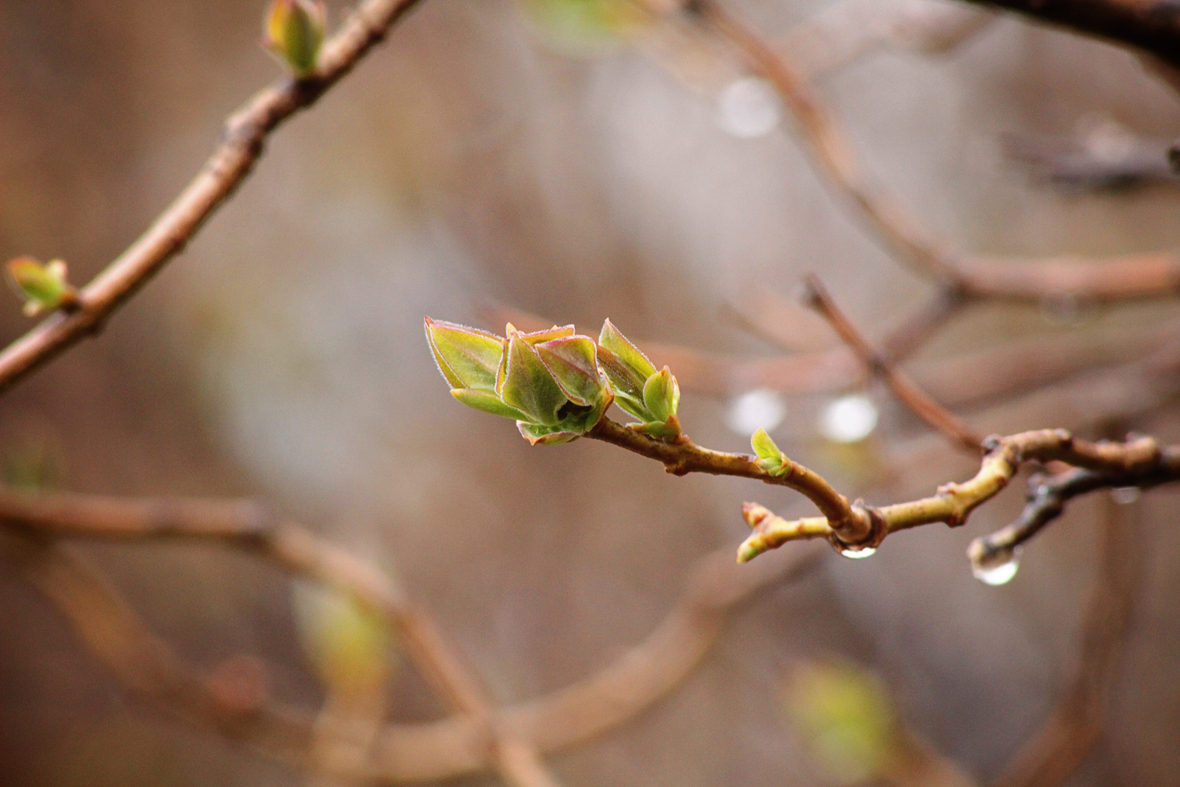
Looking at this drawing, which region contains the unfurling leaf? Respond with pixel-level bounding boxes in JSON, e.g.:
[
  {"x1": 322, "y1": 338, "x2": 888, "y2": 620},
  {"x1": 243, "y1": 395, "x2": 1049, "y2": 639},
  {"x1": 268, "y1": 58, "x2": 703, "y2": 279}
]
[
  {"x1": 501, "y1": 332, "x2": 569, "y2": 426},
  {"x1": 424, "y1": 318, "x2": 504, "y2": 392},
  {"x1": 598, "y1": 319, "x2": 656, "y2": 383},
  {"x1": 451, "y1": 389, "x2": 528, "y2": 420},
  {"x1": 263, "y1": 0, "x2": 326, "y2": 76},
  {"x1": 536, "y1": 335, "x2": 605, "y2": 406}
]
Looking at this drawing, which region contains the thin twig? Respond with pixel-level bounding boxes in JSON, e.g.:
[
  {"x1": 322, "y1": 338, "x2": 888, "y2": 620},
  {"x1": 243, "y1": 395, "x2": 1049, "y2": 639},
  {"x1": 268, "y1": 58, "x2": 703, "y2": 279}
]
[
  {"x1": 801, "y1": 275, "x2": 985, "y2": 452},
  {"x1": 586, "y1": 416, "x2": 873, "y2": 544},
  {"x1": 0, "y1": 0, "x2": 425, "y2": 398},
  {"x1": 989, "y1": 491, "x2": 1140, "y2": 787}
]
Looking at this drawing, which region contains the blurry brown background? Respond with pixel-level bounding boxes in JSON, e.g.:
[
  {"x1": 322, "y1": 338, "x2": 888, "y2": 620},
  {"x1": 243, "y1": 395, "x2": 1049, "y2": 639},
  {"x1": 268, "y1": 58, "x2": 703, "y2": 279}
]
[{"x1": 2, "y1": 0, "x2": 1180, "y2": 784}]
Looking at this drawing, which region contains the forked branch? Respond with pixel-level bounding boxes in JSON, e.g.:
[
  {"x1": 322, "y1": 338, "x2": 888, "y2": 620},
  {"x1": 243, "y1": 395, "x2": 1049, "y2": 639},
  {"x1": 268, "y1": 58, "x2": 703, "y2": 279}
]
[{"x1": 0, "y1": 0, "x2": 424, "y2": 398}]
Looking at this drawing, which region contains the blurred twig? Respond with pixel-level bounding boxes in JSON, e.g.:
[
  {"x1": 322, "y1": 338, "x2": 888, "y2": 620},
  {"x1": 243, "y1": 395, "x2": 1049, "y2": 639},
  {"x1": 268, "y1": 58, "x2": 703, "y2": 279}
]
[
  {"x1": 0, "y1": 487, "x2": 823, "y2": 783},
  {"x1": 1003, "y1": 125, "x2": 1178, "y2": 191},
  {"x1": 654, "y1": 0, "x2": 1180, "y2": 303},
  {"x1": 801, "y1": 275, "x2": 985, "y2": 452},
  {"x1": 0, "y1": 491, "x2": 560, "y2": 787},
  {"x1": 0, "y1": 0, "x2": 424, "y2": 398},
  {"x1": 989, "y1": 489, "x2": 1141, "y2": 787},
  {"x1": 783, "y1": 0, "x2": 996, "y2": 82}
]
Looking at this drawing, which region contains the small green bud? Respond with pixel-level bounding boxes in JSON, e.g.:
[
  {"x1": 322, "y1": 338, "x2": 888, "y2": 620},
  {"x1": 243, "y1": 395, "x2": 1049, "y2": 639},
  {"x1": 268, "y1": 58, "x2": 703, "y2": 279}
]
[
  {"x1": 642, "y1": 366, "x2": 679, "y2": 423},
  {"x1": 6, "y1": 257, "x2": 75, "y2": 317},
  {"x1": 594, "y1": 321, "x2": 682, "y2": 438},
  {"x1": 518, "y1": 422, "x2": 581, "y2": 445},
  {"x1": 263, "y1": 0, "x2": 326, "y2": 77},
  {"x1": 751, "y1": 428, "x2": 789, "y2": 476}
]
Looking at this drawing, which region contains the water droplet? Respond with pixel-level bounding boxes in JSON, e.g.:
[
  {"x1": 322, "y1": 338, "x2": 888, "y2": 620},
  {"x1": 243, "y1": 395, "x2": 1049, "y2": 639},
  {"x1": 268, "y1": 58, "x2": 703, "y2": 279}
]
[
  {"x1": 819, "y1": 394, "x2": 878, "y2": 443},
  {"x1": 840, "y1": 546, "x2": 876, "y2": 559},
  {"x1": 971, "y1": 547, "x2": 1020, "y2": 586},
  {"x1": 1111, "y1": 486, "x2": 1140, "y2": 505},
  {"x1": 725, "y1": 388, "x2": 787, "y2": 435},
  {"x1": 717, "y1": 77, "x2": 782, "y2": 138}
]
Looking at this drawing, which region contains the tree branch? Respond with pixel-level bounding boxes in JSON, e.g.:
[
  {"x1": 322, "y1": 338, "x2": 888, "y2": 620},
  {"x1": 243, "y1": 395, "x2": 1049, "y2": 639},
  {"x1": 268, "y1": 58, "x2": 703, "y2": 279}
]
[
  {"x1": 0, "y1": 0, "x2": 425, "y2": 398},
  {"x1": 738, "y1": 429, "x2": 1178, "y2": 563}
]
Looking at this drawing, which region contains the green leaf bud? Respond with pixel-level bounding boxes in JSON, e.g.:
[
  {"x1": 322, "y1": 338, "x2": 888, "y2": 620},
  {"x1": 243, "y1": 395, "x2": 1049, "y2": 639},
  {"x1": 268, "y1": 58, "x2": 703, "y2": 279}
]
[
  {"x1": 751, "y1": 428, "x2": 789, "y2": 476},
  {"x1": 6, "y1": 257, "x2": 75, "y2": 317},
  {"x1": 509, "y1": 323, "x2": 576, "y2": 345},
  {"x1": 642, "y1": 366, "x2": 679, "y2": 423},
  {"x1": 598, "y1": 319, "x2": 656, "y2": 382},
  {"x1": 518, "y1": 422, "x2": 581, "y2": 445},
  {"x1": 263, "y1": 0, "x2": 326, "y2": 77}
]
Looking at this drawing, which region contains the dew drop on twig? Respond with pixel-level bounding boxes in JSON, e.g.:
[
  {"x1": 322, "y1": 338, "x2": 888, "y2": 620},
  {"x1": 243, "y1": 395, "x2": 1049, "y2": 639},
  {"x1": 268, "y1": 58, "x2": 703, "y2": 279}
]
[
  {"x1": 971, "y1": 546, "x2": 1020, "y2": 586},
  {"x1": 1111, "y1": 486, "x2": 1141, "y2": 505}
]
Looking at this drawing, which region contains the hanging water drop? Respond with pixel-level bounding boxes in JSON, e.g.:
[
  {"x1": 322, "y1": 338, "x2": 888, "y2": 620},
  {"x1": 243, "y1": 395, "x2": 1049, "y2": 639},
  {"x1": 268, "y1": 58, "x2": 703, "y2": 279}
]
[
  {"x1": 969, "y1": 543, "x2": 1020, "y2": 586},
  {"x1": 840, "y1": 546, "x2": 876, "y2": 559},
  {"x1": 1111, "y1": 486, "x2": 1140, "y2": 505}
]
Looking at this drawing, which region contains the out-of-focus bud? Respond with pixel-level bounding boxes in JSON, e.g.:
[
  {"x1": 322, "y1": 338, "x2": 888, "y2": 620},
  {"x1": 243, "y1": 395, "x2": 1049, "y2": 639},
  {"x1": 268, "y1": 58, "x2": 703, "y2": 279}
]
[
  {"x1": 424, "y1": 318, "x2": 613, "y2": 445},
  {"x1": 292, "y1": 582, "x2": 395, "y2": 702},
  {"x1": 785, "y1": 660, "x2": 898, "y2": 785},
  {"x1": 597, "y1": 319, "x2": 681, "y2": 438},
  {"x1": 6, "y1": 257, "x2": 76, "y2": 317},
  {"x1": 262, "y1": 0, "x2": 327, "y2": 77},
  {"x1": 751, "y1": 427, "x2": 789, "y2": 476},
  {"x1": 520, "y1": 0, "x2": 649, "y2": 56}
]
